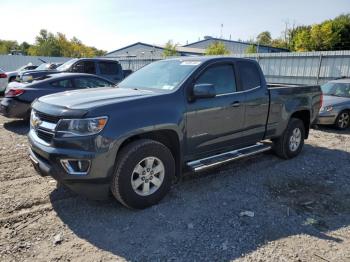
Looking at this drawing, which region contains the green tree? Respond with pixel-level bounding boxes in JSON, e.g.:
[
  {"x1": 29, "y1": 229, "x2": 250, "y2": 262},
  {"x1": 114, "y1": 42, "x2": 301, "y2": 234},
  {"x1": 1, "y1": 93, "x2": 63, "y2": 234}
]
[
  {"x1": 245, "y1": 44, "x2": 257, "y2": 54},
  {"x1": 163, "y1": 40, "x2": 178, "y2": 57},
  {"x1": 205, "y1": 41, "x2": 230, "y2": 55},
  {"x1": 0, "y1": 40, "x2": 19, "y2": 54},
  {"x1": 27, "y1": 29, "x2": 106, "y2": 57},
  {"x1": 256, "y1": 31, "x2": 272, "y2": 45}
]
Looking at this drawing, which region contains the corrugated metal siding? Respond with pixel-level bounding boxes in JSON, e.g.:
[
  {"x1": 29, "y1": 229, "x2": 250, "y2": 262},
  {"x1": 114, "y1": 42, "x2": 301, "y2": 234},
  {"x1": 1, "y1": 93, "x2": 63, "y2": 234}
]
[
  {"x1": 117, "y1": 51, "x2": 350, "y2": 85},
  {"x1": 237, "y1": 51, "x2": 350, "y2": 84},
  {"x1": 0, "y1": 55, "x2": 71, "y2": 71}
]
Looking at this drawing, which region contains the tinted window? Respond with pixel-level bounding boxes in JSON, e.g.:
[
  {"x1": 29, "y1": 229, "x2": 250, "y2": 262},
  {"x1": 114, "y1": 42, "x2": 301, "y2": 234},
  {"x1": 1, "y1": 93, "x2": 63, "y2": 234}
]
[
  {"x1": 50, "y1": 79, "x2": 73, "y2": 88},
  {"x1": 72, "y1": 61, "x2": 96, "y2": 74},
  {"x1": 99, "y1": 62, "x2": 119, "y2": 75},
  {"x1": 236, "y1": 61, "x2": 261, "y2": 91},
  {"x1": 74, "y1": 77, "x2": 113, "y2": 89},
  {"x1": 196, "y1": 64, "x2": 236, "y2": 95}
]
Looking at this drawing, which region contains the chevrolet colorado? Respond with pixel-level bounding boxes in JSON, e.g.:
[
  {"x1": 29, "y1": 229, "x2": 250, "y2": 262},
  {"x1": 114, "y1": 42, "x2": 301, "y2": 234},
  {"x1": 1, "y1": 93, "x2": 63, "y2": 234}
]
[{"x1": 28, "y1": 57, "x2": 322, "y2": 209}]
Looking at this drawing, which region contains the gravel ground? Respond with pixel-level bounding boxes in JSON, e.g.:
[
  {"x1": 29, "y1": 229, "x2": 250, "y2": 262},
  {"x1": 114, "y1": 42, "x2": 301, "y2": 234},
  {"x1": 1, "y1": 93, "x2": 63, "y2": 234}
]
[{"x1": 0, "y1": 115, "x2": 349, "y2": 262}]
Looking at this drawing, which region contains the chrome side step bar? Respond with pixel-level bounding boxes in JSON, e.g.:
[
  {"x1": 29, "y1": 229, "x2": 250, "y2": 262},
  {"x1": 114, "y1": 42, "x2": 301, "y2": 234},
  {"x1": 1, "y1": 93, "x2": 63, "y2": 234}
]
[{"x1": 187, "y1": 143, "x2": 271, "y2": 172}]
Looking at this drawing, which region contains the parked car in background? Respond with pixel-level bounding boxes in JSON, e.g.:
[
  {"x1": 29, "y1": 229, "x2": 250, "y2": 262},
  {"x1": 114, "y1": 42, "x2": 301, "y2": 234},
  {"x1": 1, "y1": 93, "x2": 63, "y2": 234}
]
[
  {"x1": 0, "y1": 68, "x2": 8, "y2": 94},
  {"x1": 27, "y1": 57, "x2": 321, "y2": 209},
  {"x1": 0, "y1": 73, "x2": 115, "y2": 120},
  {"x1": 317, "y1": 78, "x2": 350, "y2": 129},
  {"x1": 18, "y1": 58, "x2": 124, "y2": 84},
  {"x1": 6, "y1": 64, "x2": 38, "y2": 83},
  {"x1": 17, "y1": 63, "x2": 63, "y2": 82}
]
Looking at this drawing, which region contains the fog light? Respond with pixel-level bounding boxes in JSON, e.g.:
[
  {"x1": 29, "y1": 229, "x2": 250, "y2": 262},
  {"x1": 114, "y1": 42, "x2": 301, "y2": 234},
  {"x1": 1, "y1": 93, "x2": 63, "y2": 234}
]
[{"x1": 60, "y1": 159, "x2": 91, "y2": 175}]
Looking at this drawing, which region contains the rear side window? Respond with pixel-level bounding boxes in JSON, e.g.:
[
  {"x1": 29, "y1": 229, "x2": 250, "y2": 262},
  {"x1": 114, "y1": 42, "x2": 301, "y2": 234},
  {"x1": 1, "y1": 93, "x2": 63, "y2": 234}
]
[
  {"x1": 196, "y1": 64, "x2": 236, "y2": 95},
  {"x1": 236, "y1": 61, "x2": 261, "y2": 91},
  {"x1": 74, "y1": 77, "x2": 113, "y2": 89},
  {"x1": 50, "y1": 79, "x2": 73, "y2": 88},
  {"x1": 99, "y1": 62, "x2": 119, "y2": 75},
  {"x1": 71, "y1": 61, "x2": 96, "y2": 74}
]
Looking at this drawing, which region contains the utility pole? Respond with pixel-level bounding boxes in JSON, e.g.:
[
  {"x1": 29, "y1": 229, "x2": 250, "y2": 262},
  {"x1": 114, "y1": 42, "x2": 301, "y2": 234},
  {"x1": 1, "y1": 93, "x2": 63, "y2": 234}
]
[{"x1": 220, "y1": 24, "x2": 223, "y2": 39}]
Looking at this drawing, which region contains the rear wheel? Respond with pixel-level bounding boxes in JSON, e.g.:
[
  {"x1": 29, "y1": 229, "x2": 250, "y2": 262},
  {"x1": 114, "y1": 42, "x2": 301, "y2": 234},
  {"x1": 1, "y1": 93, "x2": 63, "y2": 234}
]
[
  {"x1": 111, "y1": 139, "x2": 175, "y2": 209},
  {"x1": 273, "y1": 118, "x2": 305, "y2": 159},
  {"x1": 335, "y1": 111, "x2": 350, "y2": 130}
]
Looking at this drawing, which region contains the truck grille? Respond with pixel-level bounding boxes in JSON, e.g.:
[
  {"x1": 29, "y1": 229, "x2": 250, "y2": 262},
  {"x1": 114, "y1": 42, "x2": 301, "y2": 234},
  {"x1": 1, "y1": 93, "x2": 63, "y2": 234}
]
[
  {"x1": 36, "y1": 128, "x2": 55, "y2": 144},
  {"x1": 33, "y1": 110, "x2": 60, "y2": 144},
  {"x1": 35, "y1": 111, "x2": 60, "y2": 124}
]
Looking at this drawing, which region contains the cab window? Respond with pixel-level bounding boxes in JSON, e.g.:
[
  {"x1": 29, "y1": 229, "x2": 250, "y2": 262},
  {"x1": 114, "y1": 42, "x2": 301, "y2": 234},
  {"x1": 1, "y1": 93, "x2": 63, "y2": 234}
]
[
  {"x1": 236, "y1": 61, "x2": 261, "y2": 91},
  {"x1": 196, "y1": 64, "x2": 236, "y2": 95},
  {"x1": 71, "y1": 61, "x2": 96, "y2": 74}
]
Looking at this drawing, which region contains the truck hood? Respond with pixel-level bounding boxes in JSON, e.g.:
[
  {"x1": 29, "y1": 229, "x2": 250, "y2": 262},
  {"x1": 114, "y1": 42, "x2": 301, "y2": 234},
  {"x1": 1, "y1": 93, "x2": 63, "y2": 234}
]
[
  {"x1": 37, "y1": 87, "x2": 157, "y2": 110},
  {"x1": 323, "y1": 95, "x2": 350, "y2": 106}
]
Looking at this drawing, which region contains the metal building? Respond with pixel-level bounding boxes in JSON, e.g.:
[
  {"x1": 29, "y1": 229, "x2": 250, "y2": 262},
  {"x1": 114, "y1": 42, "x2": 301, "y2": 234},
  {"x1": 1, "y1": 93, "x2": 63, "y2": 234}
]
[
  {"x1": 105, "y1": 37, "x2": 288, "y2": 58},
  {"x1": 184, "y1": 37, "x2": 289, "y2": 54},
  {"x1": 105, "y1": 42, "x2": 205, "y2": 58}
]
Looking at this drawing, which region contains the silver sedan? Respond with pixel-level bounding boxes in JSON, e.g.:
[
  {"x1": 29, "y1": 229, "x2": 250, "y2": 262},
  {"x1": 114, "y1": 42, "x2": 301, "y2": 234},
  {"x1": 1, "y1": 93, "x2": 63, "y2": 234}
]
[{"x1": 317, "y1": 79, "x2": 350, "y2": 129}]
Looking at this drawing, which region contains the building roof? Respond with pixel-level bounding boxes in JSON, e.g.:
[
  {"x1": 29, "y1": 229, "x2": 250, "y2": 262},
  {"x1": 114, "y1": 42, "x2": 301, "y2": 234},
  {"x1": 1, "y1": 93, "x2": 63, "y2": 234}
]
[
  {"x1": 106, "y1": 42, "x2": 205, "y2": 56},
  {"x1": 184, "y1": 37, "x2": 289, "y2": 51}
]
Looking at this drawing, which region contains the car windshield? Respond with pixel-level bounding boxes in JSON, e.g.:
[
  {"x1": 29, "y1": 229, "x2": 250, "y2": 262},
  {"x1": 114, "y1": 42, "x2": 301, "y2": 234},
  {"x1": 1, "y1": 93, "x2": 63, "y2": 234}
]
[
  {"x1": 17, "y1": 65, "x2": 28, "y2": 71},
  {"x1": 321, "y1": 82, "x2": 350, "y2": 98},
  {"x1": 56, "y1": 59, "x2": 78, "y2": 72},
  {"x1": 118, "y1": 60, "x2": 201, "y2": 91},
  {"x1": 36, "y1": 63, "x2": 51, "y2": 70}
]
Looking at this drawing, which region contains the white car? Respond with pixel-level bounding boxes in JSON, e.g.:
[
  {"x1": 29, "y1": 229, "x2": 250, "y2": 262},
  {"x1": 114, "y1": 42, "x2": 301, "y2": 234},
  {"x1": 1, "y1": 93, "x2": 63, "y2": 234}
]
[
  {"x1": 6, "y1": 64, "x2": 38, "y2": 83},
  {"x1": 0, "y1": 68, "x2": 8, "y2": 94}
]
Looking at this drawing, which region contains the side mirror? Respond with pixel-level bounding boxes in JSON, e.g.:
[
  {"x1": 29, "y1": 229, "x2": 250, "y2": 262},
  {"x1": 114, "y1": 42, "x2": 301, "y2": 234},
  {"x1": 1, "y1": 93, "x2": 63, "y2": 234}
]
[{"x1": 192, "y1": 83, "x2": 216, "y2": 99}]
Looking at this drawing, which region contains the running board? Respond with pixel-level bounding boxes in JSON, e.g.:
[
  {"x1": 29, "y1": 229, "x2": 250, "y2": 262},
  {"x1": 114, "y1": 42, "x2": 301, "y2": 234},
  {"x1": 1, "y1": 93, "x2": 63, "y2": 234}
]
[{"x1": 187, "y1": 143, "x2": 271, "y2": 172}]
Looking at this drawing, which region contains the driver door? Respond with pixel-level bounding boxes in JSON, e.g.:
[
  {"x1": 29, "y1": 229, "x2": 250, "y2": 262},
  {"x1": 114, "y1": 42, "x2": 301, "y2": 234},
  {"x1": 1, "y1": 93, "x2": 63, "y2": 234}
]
[{"x1": 185, "y1": 63, "x2": 245, "y2": 158}]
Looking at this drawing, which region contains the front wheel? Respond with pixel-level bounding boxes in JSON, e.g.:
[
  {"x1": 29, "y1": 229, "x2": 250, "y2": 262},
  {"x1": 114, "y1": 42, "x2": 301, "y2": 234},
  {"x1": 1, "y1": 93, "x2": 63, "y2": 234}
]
[
  {"x1": 335, "y1": 111, "x2": 350, "y2": 130},
  {"x1": 272, "y1": 118, "x2": 305, "y2": 159},
  {"x1": 111, "y1": 139, "x2": 175, "y2": 209}
]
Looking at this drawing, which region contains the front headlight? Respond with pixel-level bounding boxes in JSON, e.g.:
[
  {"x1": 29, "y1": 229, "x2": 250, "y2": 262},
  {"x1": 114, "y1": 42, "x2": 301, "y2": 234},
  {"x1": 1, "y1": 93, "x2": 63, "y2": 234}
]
[
  {"x1": 320, "y1": 105, "x2": 333, "y2": 112},
  {"x1": 56, "y1": 117, "x2": 108, "y2": 137}
]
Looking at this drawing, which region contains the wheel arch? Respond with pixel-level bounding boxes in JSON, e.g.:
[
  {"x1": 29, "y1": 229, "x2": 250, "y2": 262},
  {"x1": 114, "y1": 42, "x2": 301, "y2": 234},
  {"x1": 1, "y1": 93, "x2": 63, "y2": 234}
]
[
  {"x1": 117, "y1": 129, "x2": 182, "y2": 177},
  {"x1": 290, "y1": 110, "x2": 311, "y2": 139}
]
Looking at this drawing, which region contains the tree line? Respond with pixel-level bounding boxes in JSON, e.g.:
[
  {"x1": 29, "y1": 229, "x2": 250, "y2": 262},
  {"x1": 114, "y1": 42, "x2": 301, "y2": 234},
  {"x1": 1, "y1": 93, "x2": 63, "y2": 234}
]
[
  {"x1": 164, "y1": 13, "x2": 350, "y2": 56},
  {"x1": 0, "y1": 29, "x2": 106, "y2": 57},
  {"x1": 247, "y1": 14, "x2": 350, "y2": 53}
]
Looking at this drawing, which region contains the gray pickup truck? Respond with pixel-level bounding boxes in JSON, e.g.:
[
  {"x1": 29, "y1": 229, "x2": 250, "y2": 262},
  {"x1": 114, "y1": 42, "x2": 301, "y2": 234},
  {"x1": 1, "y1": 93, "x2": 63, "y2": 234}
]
[{"x1": 28, "y1": 57, "x2": 322, "y2": 209}]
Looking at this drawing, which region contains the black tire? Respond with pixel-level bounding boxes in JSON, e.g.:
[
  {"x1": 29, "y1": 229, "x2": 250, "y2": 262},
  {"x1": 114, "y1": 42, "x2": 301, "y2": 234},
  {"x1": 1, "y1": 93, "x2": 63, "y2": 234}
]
[
  {"x1": 272, "y1": 118, "x2": 305, "y2": 159},
  {"x1": 111, "y1": 139, "x2": 175, "y2": 209},
  {"x1": 334, "y1": 111, "x2": 350, "y2": 130}
]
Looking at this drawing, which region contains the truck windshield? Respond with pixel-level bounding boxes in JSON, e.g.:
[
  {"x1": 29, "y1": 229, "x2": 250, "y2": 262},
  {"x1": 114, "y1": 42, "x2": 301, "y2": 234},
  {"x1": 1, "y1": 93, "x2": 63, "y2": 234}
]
[
  {"x1": 56, "y1": 59, "x2": 78, "y2": 72},
  {"x1": 118, "y1": 60, "x2": 201, "y2": 91}
]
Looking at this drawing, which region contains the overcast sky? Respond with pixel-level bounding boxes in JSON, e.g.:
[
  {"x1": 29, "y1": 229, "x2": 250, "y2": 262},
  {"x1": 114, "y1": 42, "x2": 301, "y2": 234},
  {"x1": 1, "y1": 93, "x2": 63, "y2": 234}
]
[{"x1": 1, "y1": 0, "x2": 349, "y2": 52}]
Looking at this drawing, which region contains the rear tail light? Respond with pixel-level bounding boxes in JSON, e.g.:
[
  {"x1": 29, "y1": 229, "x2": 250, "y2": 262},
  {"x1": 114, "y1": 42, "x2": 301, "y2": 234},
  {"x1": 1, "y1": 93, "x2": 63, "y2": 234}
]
[
  {"x1": 0, "y1": 73, "x2": 7, "y2": 78},
  {"x1": 5, "y1": 89, "x2": 25, "y2": 97}
]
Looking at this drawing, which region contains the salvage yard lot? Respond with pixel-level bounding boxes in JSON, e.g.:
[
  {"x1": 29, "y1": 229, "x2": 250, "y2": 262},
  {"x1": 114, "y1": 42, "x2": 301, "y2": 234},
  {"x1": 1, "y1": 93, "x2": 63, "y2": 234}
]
[{"x1": 0, "y1": 115, "x2": 349, "y2": 261}]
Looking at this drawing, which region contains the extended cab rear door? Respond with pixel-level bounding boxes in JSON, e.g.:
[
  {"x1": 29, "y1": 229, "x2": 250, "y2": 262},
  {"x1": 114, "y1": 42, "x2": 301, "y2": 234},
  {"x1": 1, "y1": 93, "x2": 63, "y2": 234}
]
[
  {"x1": 185, "y1": 62, "x2": 246, "y2": 157},
  {"x1": 235, "y1": 60, "x2": 269, "y2": 143}
]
